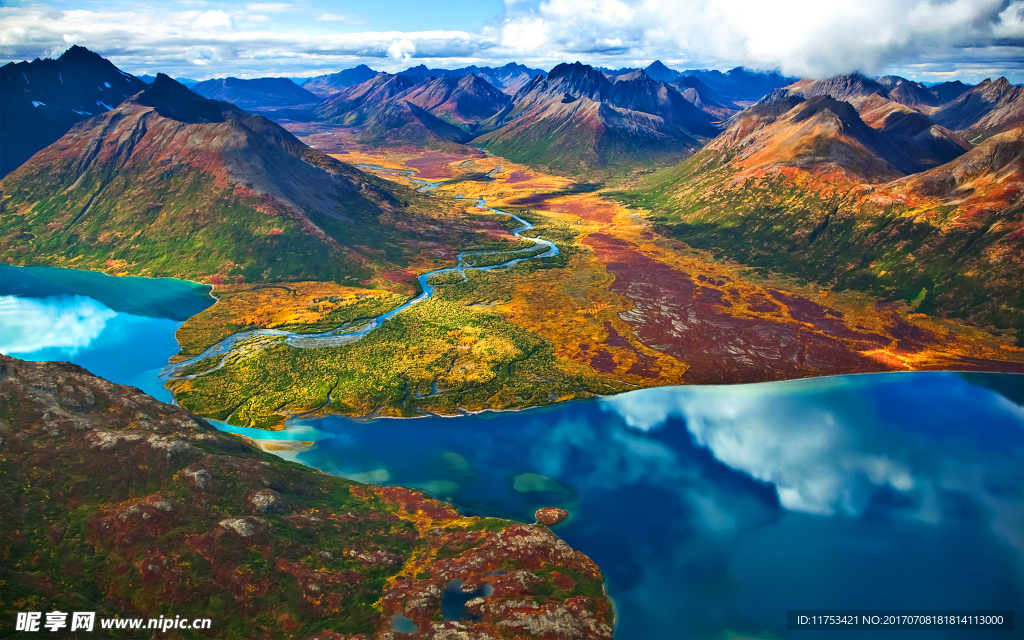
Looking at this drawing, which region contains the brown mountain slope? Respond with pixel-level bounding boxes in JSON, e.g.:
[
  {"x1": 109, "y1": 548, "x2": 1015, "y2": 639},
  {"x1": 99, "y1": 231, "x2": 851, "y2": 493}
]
[
  {"x1": 786, "y1": 73, "x2": 890, "y2": 104},
  {"x1": 877, "y1": 75, "x2": 942, "y2": 109},
  {"x1": 782, "y1": 74, "x2": 972, "y2": 169},
  {"x1": 0, "y1": 75, "x2": 487, "y2": 287},
  {"x1": 894, "y1": 125, "x2": 1024, "y2": 210},
  {"x1": 400, "y1": 74, "x2": 511, "y2": 126},
  {"x1": 309, "y1": 72, "x2": 508, "y2": 147},
  {"x1": 708, "y1": 93, "x2": 942, "y2": 180},
  {"x1": 311, "y1": 72, "x2": 420, "y2": 125},
  {"x1": 933, "y1": 78, "x2": 1024, "y2": 140},
  {"x1": 0, "y1": 354, "x2": 615, "y2": 639}
]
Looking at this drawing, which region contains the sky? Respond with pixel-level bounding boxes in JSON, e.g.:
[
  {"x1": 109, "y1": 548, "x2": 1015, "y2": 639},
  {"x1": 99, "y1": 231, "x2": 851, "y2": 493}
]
[{"x1": 1, "y1": 0, "x2": 1022, "y2": 83}]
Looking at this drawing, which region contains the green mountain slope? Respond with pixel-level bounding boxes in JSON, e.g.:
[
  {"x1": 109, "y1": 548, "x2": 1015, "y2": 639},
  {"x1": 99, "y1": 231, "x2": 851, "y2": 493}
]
[{"x1": 0, "y1": 75, "x2": 485, "y2": 287}]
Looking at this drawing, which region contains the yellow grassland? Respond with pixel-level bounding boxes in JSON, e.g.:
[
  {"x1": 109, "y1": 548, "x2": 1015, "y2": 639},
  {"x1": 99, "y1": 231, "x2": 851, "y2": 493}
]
[{"x1": 173, "y1": 281, "x2": 408, "y2": 361}]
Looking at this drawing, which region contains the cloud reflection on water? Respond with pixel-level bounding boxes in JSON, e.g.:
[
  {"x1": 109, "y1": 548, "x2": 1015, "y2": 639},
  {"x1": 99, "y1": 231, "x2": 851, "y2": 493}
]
[
  {"x1": 599, "y1": 375, "x2": 1024, "y2": 548},
  {"x1": 0, "y1": 295, "x2": 116, "y2": 355}
]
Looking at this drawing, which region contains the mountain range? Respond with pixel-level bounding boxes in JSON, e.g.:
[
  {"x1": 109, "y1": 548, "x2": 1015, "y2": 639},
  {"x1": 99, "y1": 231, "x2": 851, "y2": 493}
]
[
  {"x1": 395, "y1": 62, "x2": 547, "y2": 95},
  {"x1": 301, "y1": 61, "x2": 729, "y2": 170},
  {"x1": 301, "y1": 63, "x2": 379, "y2": 97},
  {"x1": 4, "y1": 47, "x2": 1021, "y2": 180}
]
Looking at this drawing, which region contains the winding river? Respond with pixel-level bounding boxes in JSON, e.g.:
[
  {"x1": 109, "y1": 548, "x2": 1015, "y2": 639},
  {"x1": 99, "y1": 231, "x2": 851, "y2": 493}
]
[{"x1": 160, "y1": 164, "x2": 557, "y2": 381}]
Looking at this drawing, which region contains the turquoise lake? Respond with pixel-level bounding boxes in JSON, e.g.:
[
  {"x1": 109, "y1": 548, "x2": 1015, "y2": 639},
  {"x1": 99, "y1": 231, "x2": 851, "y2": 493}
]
[{"x1": 2, "y1": 264, "x2": 1022, "y2": 639}]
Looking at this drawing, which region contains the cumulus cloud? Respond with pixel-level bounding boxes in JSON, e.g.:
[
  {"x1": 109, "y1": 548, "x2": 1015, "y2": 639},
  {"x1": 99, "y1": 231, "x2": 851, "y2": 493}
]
[
  {"x1": 0, "y1": 0, "x2": 1021, "y2": 80},
  {"x1": 386, "y1": 38, "x2": 416, "y2": 60},
  {"x1": 497, "y1": 0, "x2": 1024, "y2": 76},
  {"x1": 192, "y1": 9, "x2": 233, "y2": 30},
  {"x1": 0, "y1": 295, "x2": 116, "y2": 355}
]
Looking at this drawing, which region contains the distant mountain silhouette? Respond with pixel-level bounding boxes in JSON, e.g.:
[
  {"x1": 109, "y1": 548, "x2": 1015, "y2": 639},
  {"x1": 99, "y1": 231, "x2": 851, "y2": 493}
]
[
  {"x1": 191, "y1": 76, "x2": 320, "y2": 110},
  {"x1": 682, "y1": 67, "x2": 797, "y2": 102},
  {"x1": 930, "y1": 80, "x2": 973, "y2": 103},
  {"x1": 136, "y1": 74, "x2": 200, "y2": 86},
  {"x1": 302, "y1": 64, "x2": 378, "y2": 97},
  {"x1": 644, "y1": 60, "x2": 681, "y2": 82}
]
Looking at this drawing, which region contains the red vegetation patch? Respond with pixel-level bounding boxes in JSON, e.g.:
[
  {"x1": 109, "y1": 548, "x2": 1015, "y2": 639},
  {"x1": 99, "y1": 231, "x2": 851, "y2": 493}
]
[
  {"x1": 589, "y1": 349, "x2": 616, "y2": 373},
  {"x1": 472, "y1": 219, "x2": 517, "y2": 241},
  {"x1": 505, "y1": 171, "x2": 534, "y2": 184},
  {"x1": 584, "y1": 233, "x2": 896, "y2": 383},
  {"x1": 508, "y1": 194, "x2": 619, "y2": 224},
  {"x1": 405, "y1": 153, "x2": 467, "y2": 179}
]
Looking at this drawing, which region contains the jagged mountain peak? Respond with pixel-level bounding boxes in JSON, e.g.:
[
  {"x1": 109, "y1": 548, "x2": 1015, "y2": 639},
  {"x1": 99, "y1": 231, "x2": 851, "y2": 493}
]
[
  {"x1": 131, "y1": 73, "x2": 232, "y2": 123},
  {"x1": 614, "y1": 69, "x2": 654, "y2": 84},
  {"x1": 747, "y1": 88, "x2": 806, "y2": 117},
  {"x1": 0, "y1": 45, "x2": 148, "y2": 176},
  {"x1": 400, "y1": 64, "x2": 433, "y2": 77},
  {"x1": 644, "y1": 60, "x2": 681, "y2": 82},
  {"x1": 548, "y1": 61, "x2": 606, "y2": 83},
  {"x1": 933, "y1": 77, "x2": 1024, "y2": 137},
  {"x1": 57, "y1": 44, "x2": 107, "y2": 64},
  {"x1": 788, "y1": 72, "x2": 889, "y2": 102}
]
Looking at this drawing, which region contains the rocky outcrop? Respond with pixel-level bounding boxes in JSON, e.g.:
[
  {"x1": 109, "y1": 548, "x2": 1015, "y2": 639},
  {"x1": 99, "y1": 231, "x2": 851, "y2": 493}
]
[{"x1": 536, "y1": 507, "x2": 569, "y2": 526}]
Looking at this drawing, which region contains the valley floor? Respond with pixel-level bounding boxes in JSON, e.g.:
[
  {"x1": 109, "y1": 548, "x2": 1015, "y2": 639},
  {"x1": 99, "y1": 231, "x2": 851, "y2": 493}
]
[{"x1": 165, "y1": 143, "x2": 1024, "y2": 429}]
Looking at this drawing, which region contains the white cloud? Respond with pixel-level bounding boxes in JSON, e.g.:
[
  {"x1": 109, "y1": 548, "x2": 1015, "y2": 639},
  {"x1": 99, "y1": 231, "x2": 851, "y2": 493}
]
[
  {"x1": 315, "y1": 13, "x2": 359, "y2": 23},
  {"x1": 192, "y1": 9, "x2": 233, "y2": 30},
  {"x1": 493, "y1": 0, "x2": 1023, "y2": 76},
  {"x1": 0, "y1": 0, "x2": 1020, "y2": 80},
  {"x1": 245, "y1": 3, "x2": 292, "y2": 12},
  {"x1": 0, "y1": 295, "x2": 116, "y2": 355},
  {"x1": 386, "y1": 38, "x2": 416, "y2": 60}
]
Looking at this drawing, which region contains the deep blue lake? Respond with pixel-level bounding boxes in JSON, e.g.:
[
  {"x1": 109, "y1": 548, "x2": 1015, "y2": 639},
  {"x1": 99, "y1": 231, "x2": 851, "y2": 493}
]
[{"x1": 2, "y1": 265, "x2": 1022, "y2": 639}]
